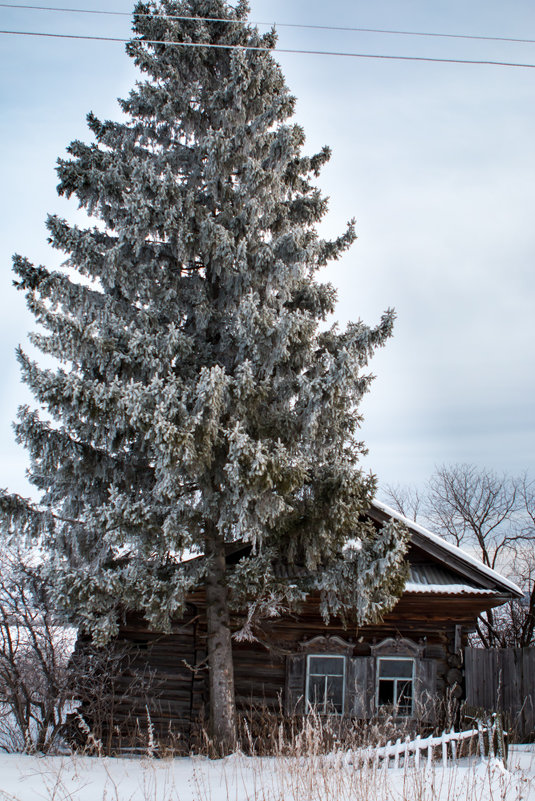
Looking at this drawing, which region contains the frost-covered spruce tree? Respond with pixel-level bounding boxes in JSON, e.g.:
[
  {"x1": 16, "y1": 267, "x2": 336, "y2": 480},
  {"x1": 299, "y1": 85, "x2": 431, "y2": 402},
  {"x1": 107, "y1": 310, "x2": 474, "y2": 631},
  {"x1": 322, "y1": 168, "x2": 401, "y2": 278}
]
[{"x1": 1, "y1": 0, "x2": 408, "y2": 751}]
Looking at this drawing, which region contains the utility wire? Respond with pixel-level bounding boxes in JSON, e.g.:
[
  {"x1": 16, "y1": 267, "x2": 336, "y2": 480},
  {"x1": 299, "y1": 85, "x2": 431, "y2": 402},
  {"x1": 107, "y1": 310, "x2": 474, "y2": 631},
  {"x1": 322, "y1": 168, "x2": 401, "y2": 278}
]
[
  {"x1": 2, "y1": 28, "x2": 535, "y2": 69},
  {"x1": 1, "y1": 3, "x2": 535, "y2": 47}
]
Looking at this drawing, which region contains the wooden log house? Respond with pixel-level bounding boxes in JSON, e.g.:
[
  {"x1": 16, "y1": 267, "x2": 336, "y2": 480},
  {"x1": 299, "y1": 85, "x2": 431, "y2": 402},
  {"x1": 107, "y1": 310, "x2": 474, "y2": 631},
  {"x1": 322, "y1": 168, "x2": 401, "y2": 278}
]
[{"x1": 77, "y1": 501, "x2": 521, "y2": 751}]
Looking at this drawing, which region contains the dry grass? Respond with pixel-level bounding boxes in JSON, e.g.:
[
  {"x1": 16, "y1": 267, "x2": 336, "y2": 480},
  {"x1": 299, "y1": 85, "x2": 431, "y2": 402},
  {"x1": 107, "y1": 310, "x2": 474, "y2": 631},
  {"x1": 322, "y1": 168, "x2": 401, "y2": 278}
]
[{"x1": 0, "y1": 721, "x2": 533, "y2": 801}]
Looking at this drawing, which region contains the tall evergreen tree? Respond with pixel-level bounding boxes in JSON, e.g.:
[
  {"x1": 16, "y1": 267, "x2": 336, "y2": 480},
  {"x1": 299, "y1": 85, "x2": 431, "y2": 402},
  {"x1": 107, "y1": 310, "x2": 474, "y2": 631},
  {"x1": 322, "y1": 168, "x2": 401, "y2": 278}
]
[{"x1": 1, "y1": 0, "x2": 408, "y2": 750}]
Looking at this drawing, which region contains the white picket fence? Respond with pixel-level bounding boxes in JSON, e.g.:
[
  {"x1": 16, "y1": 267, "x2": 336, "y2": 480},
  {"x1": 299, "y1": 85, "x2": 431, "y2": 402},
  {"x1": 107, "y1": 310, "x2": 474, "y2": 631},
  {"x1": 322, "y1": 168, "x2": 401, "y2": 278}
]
[{"x1": 344, "y1": 717, "x2": 506, "y2": 770}]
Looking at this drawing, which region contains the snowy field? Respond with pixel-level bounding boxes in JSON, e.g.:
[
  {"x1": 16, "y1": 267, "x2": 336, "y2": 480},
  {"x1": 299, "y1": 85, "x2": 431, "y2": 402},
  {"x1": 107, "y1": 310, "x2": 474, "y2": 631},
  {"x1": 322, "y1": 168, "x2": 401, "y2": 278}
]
[{"x1": 1, "y1": 747, "x2": 535, "y2": 801}]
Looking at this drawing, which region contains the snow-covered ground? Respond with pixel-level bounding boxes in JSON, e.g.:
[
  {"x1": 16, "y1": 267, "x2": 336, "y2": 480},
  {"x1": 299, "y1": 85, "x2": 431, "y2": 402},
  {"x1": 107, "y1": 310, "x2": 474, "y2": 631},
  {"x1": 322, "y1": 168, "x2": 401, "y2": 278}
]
[{"x1": 1, "y1": 746, "x2": 534, "y2": 801}]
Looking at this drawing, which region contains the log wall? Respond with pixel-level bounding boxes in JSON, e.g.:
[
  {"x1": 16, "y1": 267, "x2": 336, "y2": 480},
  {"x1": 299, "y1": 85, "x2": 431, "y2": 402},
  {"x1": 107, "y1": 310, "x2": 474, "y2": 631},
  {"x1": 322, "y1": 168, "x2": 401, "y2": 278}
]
[{"x1": 74, "y1": 590, "x2": 480, "y2": 752}]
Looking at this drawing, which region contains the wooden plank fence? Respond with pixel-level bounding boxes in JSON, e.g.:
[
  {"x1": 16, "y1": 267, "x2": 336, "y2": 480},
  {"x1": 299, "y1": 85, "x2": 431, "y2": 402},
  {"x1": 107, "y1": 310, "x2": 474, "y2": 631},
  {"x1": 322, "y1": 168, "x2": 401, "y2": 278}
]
[{"x1": 465, "y1": 647, "x2": 535, "y2": 739}]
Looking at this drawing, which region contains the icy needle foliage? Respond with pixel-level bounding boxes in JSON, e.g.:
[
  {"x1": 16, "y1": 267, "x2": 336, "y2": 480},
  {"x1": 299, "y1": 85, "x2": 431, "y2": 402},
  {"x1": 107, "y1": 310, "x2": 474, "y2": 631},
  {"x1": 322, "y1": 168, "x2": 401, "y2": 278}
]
[{"x1": 1, "y1": 0, "x2": 408, "y2": 642}]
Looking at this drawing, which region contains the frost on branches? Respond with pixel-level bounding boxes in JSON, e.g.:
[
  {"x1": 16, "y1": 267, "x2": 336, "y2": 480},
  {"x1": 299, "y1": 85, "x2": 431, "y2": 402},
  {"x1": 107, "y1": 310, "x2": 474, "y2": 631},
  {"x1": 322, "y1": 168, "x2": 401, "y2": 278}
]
[{"x1": 0, "y1": 0, "x2": 408, "y2": 749}]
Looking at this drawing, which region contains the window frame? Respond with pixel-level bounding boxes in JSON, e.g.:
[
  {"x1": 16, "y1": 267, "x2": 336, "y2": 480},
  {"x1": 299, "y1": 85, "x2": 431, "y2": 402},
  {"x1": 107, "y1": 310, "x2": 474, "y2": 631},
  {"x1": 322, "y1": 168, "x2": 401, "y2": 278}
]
[
  {"x1": 305, "y1": 653, "x2": 346, "y2": 715},
  {"x1": 376, "y1": 656, "x2": 415, "y2": 717}
]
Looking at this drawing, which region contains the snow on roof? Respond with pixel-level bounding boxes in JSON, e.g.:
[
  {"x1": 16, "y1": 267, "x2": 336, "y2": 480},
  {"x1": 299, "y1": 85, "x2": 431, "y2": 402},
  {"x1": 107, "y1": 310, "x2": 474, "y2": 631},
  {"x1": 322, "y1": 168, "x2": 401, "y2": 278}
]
[
  {"x1": 404, "y1": 582, "x2": 497, "y2": 596},
  {"x1": 372, "y1": 498, "x2": 522, "y2": 597}
]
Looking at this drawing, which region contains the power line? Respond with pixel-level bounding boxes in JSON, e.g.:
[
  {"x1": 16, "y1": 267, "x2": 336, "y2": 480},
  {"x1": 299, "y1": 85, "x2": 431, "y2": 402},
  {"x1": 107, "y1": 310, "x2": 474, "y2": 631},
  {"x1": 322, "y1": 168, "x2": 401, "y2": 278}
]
[
  {"x1": 2, "y1": 28, "x2": 535, "y2": 69},
  {"x1": 3, "y1": 27, "x2": 535, "y2": 69},
  {"x1": 1, "y1": 3, "x2": 535, "y2": 47}
]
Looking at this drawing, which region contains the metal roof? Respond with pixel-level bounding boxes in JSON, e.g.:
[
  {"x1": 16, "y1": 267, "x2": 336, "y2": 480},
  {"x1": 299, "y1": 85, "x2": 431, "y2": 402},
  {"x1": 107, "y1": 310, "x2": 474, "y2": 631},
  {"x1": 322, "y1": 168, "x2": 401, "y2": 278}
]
[
  {"x1": 406, "y1": 563, "x2": 497, "y2": 596},
  {"x1": 273, "y1": 561, "x2": 498, "y2": 596}
]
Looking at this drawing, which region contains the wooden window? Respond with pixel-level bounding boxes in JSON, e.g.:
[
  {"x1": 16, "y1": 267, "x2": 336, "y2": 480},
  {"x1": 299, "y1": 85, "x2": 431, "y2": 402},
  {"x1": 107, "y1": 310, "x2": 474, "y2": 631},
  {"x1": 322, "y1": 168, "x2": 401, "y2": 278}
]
[
  {"x1": 376, "y1": 657, "x2": 415, "y2": 716},
  {"x1": 306, "y1": 654, "x2": 345, "y2": 714}
]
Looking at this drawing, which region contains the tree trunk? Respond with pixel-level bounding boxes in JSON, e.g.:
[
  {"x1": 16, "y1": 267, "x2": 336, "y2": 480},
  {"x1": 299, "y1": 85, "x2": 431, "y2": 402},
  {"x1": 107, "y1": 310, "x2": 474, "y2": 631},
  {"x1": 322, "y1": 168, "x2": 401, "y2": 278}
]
[{"x1": 205, "y1": 529, "x2": 237, "y2": 755}]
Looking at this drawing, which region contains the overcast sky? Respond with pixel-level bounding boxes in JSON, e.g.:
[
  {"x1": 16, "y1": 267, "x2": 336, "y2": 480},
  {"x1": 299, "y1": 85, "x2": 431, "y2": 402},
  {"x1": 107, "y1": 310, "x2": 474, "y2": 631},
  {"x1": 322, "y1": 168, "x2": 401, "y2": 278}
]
[{"x1": 1, "y1": 0, "x2": 534, "y2": 500}]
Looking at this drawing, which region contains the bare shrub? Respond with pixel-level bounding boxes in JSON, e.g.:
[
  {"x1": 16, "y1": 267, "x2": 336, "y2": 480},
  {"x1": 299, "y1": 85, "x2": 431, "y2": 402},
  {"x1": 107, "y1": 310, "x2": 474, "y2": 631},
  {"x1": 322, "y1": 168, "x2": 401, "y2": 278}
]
[
  {"x1": 0, "y1": 547, "x2": 163, "y2": 756},
  {"x1": 0, "y1": 547, "x2": 75, "y2": 753},
  {"x1": 68, "y1": 638, "x2": 182, "y2": 756}
]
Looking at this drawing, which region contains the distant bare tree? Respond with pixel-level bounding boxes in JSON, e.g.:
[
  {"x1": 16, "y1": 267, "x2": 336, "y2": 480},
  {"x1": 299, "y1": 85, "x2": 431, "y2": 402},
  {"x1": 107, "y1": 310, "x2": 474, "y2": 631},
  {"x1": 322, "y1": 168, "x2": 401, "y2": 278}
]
[
  {"x1": 521, "y1": 473, "x2": 535, "y2": 538},
  {"x1": 495, "y1": 546, "x2": 535, "y2": 648},
  {"x1": 382, "y1": 483, "x2": 423, "y2": 523},
  {"x1": 506, "y1": 475, "x2": 535, "y2": 647},
  {"x1": 382, "y1": 465, "x2": 535, "y2": 648}
]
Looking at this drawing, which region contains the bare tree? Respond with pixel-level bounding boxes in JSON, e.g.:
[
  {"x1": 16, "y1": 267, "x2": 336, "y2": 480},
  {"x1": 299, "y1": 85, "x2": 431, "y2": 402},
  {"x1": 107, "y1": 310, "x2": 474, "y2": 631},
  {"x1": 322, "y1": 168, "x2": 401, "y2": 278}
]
[
  {"x1": 383, "y1": 465, "x2": 535, "y2": 648},
  {"x1": 426, "y1": 464, "x2": 523, "y2": 569}
]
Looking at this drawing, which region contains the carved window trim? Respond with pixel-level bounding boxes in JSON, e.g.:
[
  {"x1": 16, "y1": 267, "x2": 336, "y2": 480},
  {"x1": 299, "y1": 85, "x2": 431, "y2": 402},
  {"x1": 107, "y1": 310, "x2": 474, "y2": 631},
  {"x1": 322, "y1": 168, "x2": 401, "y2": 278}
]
[
  {"x1": 370, "y1": 636, "x2": 424, "y2": 659},
  {"x1": 299, "y1": 635, "x2": 353, "y2": 656}
]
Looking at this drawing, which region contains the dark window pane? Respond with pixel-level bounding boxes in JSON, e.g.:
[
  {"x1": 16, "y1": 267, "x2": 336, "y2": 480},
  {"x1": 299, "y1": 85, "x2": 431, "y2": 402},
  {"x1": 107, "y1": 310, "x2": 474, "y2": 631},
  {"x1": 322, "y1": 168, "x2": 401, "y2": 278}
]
[
  {"x1": 378, "y1": 679, "x2": 395, "y2": 706},
  {"x1": 308, "y1": 656, "x2": 344, "y2": 676},
  {"x1": 308, "y1": 675, "x2": 326, "y2": 707},
  {"x1": 396, "y1": 680, "x2": 413, "y2": 715},
  {"x1": 379, "y1": 659, "x2": 413, "y2": 678},
  {"x1": 326, "y1": 676, "x2": 344, "y2": 712}
]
